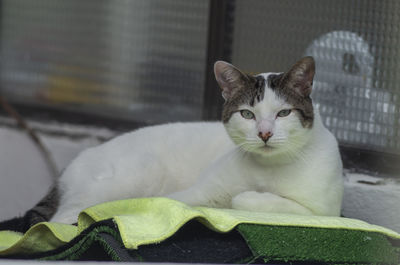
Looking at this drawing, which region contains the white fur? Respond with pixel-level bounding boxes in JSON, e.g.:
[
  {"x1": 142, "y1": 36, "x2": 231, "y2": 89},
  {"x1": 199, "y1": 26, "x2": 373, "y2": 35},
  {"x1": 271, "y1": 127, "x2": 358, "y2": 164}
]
[{"x1": 51, "y1": 73, "x2": 343, "y2": 224}]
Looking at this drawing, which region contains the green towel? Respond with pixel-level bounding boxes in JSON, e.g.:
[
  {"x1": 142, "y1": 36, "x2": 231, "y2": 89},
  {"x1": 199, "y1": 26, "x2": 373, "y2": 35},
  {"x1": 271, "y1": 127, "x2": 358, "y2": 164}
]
[
  {"x1": 0, "y1": 197, "x2": 399, "y2": 261},
  {"x1": 0, "y1": 222, "x2": 77, "y2": 255}
]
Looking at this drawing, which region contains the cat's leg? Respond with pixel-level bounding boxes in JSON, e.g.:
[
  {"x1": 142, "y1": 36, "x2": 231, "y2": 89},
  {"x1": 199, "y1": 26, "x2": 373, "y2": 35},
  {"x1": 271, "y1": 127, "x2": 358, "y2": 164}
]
[
  {"x1": 166, "y1": 188, "x2": 208, "y2": 206},
  {"x1": 166, "y1": 182, "x2": 233, "y2": 208},
  {"x1": 231, "y1": 191, "x2": 313, "y2": 215},
  {"x1": 50, "y1": 206, "x2": 82, "y2": 224}
]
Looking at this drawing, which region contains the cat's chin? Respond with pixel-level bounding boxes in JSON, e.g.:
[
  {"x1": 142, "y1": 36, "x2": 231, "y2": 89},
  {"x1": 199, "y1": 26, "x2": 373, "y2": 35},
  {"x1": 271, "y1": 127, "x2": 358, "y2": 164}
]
[
  {"x1": 258, "y1": 145, "x2": 275, "y2": 151},
  {"x1": 258, "y1": 145, "x2": 281, "y2": 156},
  {"x1": 243, "y1": 145, "x2": 278, "y2": 156}
]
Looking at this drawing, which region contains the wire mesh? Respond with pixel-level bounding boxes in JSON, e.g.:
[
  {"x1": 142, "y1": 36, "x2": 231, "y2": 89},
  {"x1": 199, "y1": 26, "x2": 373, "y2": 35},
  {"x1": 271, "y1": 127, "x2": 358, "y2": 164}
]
[
  {"x1": 231, "y1": 0, "x2": 400, "y2": 154},
  {"x1": 0, "y1": 0, "x2": 210, "y2": 123}
]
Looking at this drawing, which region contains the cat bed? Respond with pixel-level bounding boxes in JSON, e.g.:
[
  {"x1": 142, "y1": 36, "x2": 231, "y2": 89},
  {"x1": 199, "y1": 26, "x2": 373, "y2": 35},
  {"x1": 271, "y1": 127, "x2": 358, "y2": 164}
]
[{"x1": 0, "y1": 198, "x2": 399, "y2": 264}]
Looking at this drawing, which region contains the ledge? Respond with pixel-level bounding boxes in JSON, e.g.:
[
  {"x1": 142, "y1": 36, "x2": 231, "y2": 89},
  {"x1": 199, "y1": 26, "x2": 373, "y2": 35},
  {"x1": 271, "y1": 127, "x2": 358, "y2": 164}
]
[{"x1": 343, "y1": 173, "x2": 400, "y2": 232}]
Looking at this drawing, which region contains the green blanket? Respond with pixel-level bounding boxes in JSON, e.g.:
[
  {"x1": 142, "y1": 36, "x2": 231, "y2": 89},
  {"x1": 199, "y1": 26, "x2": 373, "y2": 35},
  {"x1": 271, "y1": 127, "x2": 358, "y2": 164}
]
[{"x1": 0, "y1": 197, "x2": 399, "y2": 263}]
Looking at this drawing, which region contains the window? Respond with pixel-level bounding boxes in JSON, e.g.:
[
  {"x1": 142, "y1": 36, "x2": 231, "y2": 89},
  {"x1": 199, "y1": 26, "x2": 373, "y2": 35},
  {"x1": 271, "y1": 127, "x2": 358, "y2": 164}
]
[
  {"x1": 0, "y1": 0, "x2": 398, "y2": 175},
  {"x1": 0, "y1": 0, "x2": 210, "y2": 124}
]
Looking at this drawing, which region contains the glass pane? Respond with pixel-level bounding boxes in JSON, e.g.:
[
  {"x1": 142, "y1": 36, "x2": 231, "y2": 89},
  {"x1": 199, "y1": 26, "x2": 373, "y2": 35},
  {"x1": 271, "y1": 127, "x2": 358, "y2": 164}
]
[
  {"x1": 231, "y1": 0, "x2": 400, "y2": 154},
  {"x1": 0, "y1": 0, "x2": 210, "y2": 123}
]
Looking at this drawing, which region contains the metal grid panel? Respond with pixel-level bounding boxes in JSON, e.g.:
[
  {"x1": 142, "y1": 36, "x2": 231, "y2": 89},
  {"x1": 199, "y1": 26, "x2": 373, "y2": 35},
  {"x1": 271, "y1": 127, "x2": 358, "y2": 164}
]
[
  {"x1": 0, "y1": 0, "x2": 209, "y2": 123},
  {"x1": 231, "y1": 0, "x2": 400, "y2": 154}
]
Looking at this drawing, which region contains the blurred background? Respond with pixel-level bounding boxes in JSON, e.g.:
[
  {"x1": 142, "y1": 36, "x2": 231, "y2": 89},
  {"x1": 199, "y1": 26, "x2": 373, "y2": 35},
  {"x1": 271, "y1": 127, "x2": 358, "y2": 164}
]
[{"x1": 0, "y1": 0, "x2": 399, "y2": 231}]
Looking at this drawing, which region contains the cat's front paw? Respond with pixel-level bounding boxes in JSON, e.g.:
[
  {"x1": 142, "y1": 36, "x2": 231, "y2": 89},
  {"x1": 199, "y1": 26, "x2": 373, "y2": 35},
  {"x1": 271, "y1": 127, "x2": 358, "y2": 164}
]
[
  {"x1": 231, "y1": 191, "x2": 266, "y2": 211},
  {"x1": 232, "y1": 191, "x2": 314, "y2": 215}
]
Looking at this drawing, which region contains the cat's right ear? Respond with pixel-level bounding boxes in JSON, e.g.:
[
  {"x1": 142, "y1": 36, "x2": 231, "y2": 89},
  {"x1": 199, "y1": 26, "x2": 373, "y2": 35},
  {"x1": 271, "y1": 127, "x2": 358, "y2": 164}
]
[
  {"x1": 282, "y1": 56, "x2": 315, "y2": 98},
  {"x1": 214, "y1": 61, "x2": 246, "y2": 101}
]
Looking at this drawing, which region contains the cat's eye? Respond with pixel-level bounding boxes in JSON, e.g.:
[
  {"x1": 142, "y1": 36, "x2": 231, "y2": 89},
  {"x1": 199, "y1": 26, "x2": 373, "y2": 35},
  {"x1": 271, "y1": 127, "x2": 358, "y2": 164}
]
[
  {"x1": 277, "y1": 109, "x2": 292, "y2": 117},
  {"x1": 240, "y1": 109, "x2": 255, "y2": 120}
]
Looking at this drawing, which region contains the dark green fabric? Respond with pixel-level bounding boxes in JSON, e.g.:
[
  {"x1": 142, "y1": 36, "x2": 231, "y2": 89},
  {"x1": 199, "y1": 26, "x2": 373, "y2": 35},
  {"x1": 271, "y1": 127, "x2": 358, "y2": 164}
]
[{"x1": 237, "y1": 224, "x2": 400, "y2": 264}]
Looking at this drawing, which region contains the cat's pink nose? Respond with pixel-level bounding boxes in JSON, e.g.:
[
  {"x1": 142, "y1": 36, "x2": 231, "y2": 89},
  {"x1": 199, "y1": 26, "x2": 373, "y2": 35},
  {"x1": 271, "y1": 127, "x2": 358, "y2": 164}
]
[{"x1": 258, "y1": 131, "x2": 273, "y2": 143}]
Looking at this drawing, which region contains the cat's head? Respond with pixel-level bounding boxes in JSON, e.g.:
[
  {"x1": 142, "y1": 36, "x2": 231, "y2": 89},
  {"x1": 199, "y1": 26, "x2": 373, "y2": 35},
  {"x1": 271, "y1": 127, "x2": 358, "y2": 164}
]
[{"x1": 214, "y1": 57, "x2": 315, "y2": 157}]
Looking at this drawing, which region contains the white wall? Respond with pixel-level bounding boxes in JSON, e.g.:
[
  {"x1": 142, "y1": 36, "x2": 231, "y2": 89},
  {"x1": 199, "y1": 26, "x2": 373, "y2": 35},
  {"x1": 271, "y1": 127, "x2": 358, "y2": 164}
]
[{"x1": 0, "y1": 117, "x2": 399, "y2": 233}]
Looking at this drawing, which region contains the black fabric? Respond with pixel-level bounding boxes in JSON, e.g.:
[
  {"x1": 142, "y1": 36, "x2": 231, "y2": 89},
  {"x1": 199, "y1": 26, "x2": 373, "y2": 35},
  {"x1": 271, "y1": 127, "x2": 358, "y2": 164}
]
[
  {"x1": 0, "y1": 216, "x2": 26, "y2": 233},
  {"x1": 130, "y1": 220, "x2": 254, "y2": 263},
  {"x1": 0, "y1": 210, "x2": 48, "y2": 233}
]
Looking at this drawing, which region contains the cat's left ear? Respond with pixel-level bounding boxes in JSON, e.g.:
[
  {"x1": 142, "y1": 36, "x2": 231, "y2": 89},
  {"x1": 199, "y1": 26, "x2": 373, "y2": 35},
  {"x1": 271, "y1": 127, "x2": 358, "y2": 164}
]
[
  {"x1": 283, "y1": 56, "x2": 315, "y2": 97},
  {"x1": 214, "y1": 61, "x2": 248, "y2": 101}
]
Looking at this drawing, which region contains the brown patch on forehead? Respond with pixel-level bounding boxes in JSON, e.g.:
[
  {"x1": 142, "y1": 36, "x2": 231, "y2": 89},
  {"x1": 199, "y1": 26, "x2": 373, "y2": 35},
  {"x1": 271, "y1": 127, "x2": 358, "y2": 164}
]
[
  {"x1": 222, "y1": 75, "x2": 265, "y2": 123},
  {"x1": 268, "y1": 74, "x2": 314, "y2": 128}
]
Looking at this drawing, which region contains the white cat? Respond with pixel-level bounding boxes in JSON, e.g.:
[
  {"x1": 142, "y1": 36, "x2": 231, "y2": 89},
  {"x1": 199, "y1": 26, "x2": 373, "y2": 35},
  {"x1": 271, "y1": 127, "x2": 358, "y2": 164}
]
[{"x1": 13, "y1": 57, "x2": 344, "y2": 228}]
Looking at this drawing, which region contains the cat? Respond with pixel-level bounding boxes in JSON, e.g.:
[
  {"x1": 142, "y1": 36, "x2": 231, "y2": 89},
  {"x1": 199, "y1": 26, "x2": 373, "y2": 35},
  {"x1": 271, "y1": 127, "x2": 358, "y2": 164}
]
[{"x1": 0, "y1": 56, "x2": 343, "y2": 232}]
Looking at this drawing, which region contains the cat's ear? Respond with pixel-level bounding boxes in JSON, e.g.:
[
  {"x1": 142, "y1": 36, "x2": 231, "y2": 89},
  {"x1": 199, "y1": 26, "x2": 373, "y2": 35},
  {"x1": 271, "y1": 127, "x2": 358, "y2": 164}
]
[
  {"x1": 282, "y1": 56, "x2": 315, "y2": 97},
  {"x1": 214, "y1": 61, "x2": 248, "y2": 100}
]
